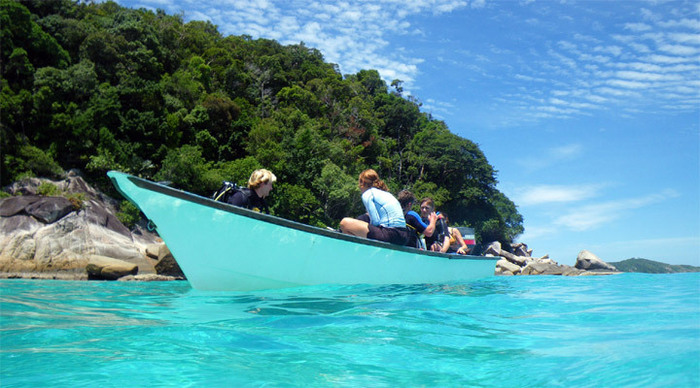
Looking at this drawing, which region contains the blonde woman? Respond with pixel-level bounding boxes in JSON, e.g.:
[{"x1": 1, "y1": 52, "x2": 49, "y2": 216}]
[
  {"x1": 339, "y1": 169, "x2": 409, "y2": 245},
  {"x1": 230, "y1": 168, "x2": 276, "y2": 213}
]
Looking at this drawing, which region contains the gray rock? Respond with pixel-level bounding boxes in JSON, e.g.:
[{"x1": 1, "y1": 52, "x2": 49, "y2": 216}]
[
  {"x1": 4, "y1": 177, "x2": 44, "y2": 196},
  {"x1": 578, "y1": 270, "x2": 620, "y2": 276},
  {"x1": 575, "y1": 250, "x2": 617, "y2": 271},
  {"x1": 80, "y1": 200, "x2": 132, "y2": 238},
  {"x1": 521, "y1": 262, "x2": 566, "y2": 275},
  {"x1": 0, "y1": 231, "x2": 37, "y2": 265},
  {"x1": 496, "y1": 258, "x2": 522, "y2": 275},
  {"x1": 153, "y1": 244, "x2": 185, "y2": 278},
  {"x1": 118, "y1": 274, "x2": 183, "y2": 282},
  {"x1": 484, "y1": 241, "x2": 501, "y2": 256},
  {"x1": 86, "y1": 255, "x2": 138, "y2": 280},
  {"x1": 25, "y1": 197, "x2": 74, "y2": 223},
  {"x1": 0, "y1": 214, "x2": 41, "y2": 234},
  {"x1": 145, "y1": 243, "x2": 161, "y2": 259},
  {"x1": 0, "y1": 196, "x2": 42, "y2": 217},
  {"x1": 0, "y1": 175, "x2": 161, "y2": 278},
  {"x1": 562, "y1": 266, "x2": 584, "y2": 276}
]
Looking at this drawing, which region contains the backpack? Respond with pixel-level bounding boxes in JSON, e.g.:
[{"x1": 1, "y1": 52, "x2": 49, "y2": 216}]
[{"x1": 212, "y1": 181, "x2": 250, "y2": 204}]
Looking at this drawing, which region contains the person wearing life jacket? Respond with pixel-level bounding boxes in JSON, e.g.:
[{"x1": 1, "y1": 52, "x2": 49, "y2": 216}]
[
  {"x1": 229, "y1": 168, "x2": 276, "y2": 213},
  {"x1": 419, "y1": 197, "x2": 450, "y2": 253},
  {"x1": 397, "y1": 190, "x2": 437, "y2": 249},
  {"x1": 339, "y1": 169, "x2": 409, "y2": 245}
]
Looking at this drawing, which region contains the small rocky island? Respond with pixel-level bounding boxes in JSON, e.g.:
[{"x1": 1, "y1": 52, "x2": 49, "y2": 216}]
[{"x1": 1, "y1": 172, "x2": 622, "y2": 281}]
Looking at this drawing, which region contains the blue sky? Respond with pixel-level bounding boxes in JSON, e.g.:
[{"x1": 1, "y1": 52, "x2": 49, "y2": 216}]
[{"x1": 113, "y1": 0, "x2": 699, "y2": 266}]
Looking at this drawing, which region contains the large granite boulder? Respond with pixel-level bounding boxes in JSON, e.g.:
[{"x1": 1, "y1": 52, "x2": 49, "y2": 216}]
[
  {"x1": 0, "y1": 173, "x2": 168, "y2": 279},
  {"x1": 575, "y1": 250, "x2": 618, "y2": 272},
  {"x1": 86, "y1": 255, "x2": 138, "y2": 280}
]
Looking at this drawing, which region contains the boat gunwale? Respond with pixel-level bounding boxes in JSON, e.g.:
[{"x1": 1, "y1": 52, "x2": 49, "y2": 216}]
[{"x1": 111, "y1": 172, "x2": 494, "y2": 262}]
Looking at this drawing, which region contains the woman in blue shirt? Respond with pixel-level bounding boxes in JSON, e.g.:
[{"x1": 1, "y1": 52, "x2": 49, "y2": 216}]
[{"x1": 339, "y1": 169, "x2": 409, "y2": 245}]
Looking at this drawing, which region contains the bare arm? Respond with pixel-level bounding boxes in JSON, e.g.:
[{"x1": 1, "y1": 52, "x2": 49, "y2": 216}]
[
  {"x1": 452, "y1": 228, "x2": 470, "y2": 254},
  {"x1": 423, "y1": 212, "x2": 437, "y2": 237},
  {"x1": 439, "y1": 235, "x2": 451, "y2": 253}
]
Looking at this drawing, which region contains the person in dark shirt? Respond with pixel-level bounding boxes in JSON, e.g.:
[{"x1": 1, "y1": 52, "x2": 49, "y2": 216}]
[
  {"x1": 397, "y1": 190, "x2": 436, "y2": 249},
  {"x1": 419, "y1": 197, "x2": 450, "y2": 253},
  {"x1": 229, "y1": 169, "x2": 276, "y2": 213}
]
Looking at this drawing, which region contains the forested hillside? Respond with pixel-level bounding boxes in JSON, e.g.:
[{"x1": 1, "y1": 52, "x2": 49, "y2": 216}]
[
  {"x1": 610, "y1": 258, "x2": 700, "y2": 274},
  {"x1": 1, "y1": 0, "x2": 523, "y2": 243}
]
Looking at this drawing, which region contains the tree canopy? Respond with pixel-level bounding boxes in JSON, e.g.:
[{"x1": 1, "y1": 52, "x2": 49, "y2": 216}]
[{"x1": 0, "y1": 0, "x2": 524, "y2": 244}]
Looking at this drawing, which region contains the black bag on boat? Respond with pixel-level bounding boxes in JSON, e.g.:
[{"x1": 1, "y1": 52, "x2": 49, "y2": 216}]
[{"x1": 212, "y1": 181, "x2": 250, "y2": 204}]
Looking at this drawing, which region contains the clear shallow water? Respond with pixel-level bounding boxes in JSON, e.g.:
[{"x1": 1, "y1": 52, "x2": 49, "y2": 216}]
[{"x1": 1, "y1": 273, "x2": 698, "y2": 387}]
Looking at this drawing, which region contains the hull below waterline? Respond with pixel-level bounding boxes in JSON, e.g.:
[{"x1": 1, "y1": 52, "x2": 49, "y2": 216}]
[{"x1": 108, "y1": 171, "x2": 498, "y2": 291}]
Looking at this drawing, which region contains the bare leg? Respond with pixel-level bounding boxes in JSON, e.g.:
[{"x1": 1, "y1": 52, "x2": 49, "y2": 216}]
[{"x1": 339, "y1": 217, "x2": 370, "y2": 238}]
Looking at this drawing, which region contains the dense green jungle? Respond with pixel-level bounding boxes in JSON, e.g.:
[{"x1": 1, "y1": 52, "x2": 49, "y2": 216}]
[{"x1": 0, "y1": 0, "x2": 524, "y2": 244}]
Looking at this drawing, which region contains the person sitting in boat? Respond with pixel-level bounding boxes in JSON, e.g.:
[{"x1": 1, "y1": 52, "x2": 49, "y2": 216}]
[
  {"x1": 419, "y1": 197, "x2": 450, "y2": 253},
  {"x1": 229, "y1": 168, "x2": 276, "y2": 213},
  {"x1": 339, "y1": 169, "x2": 409, "y2": 245},
  {"x1": 398, "y1": 190, "x2": 437, "y2": 249},
  {"x1": 441, "y1": 213, "x2": 470, "y2": 255}
]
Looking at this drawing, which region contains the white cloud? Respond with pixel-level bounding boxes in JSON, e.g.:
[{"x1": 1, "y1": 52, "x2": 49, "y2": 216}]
[
  {"x1": 595, "y1": 87, "x2": 641, "y2": 97},
  {"x1": 657, "y1": 18, "x2": 700, "y2": 30},
  {"x1": 422, "y1": 98, "x2": 456, "y2": 117},
  {"x1": 616, "y1": 70, "x2": 683, "y2": 81},
  {"x1": 515, "y1": 143, "x2": 586, "y2": 172},
  {"x1": 645, "y1": 54, "x2": 697, "y2": 64},
  {"x1": 553, "y1": 190, "x2": 680, "y2": 231},
  {"x1": 470, "y1": 0, "x2": 486, "y2": 9},
  {"x1": 550, "y1": 143, "x2": 583, "y2": 158},
  {"x1": 667, "y1": 32, "x2": 700, "y2": 45},
  {"x1": 594, "y1": 45, "x2": 623, "y2": 56},
  {"x1": 628, "y1": 42, "x2": 652, "y2": 54},
  {"x1": 113, "y1": 0, "x2": 700, "y2": 121},
  {"x1": 624, "y1": 22, "x2": 652, "y2": 32},
  {"x1": 606, "y1": 79, "x2": 650, "y2": 89},
  {"x1": 659, "y1": 44, "x2": 700, "y2": 56},
  {"x1": 517, "y1": 225, "x2": 556, "y2": 241},
  {"x1": 515, "y1": 184, "x2": 603, "y2": 206}
]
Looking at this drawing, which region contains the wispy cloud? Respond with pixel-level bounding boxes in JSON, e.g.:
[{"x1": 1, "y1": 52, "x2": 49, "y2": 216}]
[
  {"x1": 514, "y1": 183, "x2": 604, "y2": 206},
  {"x1": 121, "y1": 0, "x2": 473, "y2": 91},
  {"x1": 553, "y1": 189, "x2": 680, "y2": 231},
  {"x1": 517, "y1": 143, "x2": 584, "y2": 172},
  {"x1": 116, "y1": 0, "x2": 699, "y2": 122},
  {"x1": 422, "y1": 98, "x2": 456, "y2": 116},
  {"x1": 494, "y1": 3, "x2": 700, "y2": 121}
]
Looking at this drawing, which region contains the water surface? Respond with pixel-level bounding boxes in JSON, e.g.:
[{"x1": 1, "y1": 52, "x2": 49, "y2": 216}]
[{"x1": 1, "y1": 273, "x2": 698, "y2": 387}]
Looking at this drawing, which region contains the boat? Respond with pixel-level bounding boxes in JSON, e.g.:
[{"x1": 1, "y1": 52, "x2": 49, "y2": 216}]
[{"x1": 108, "y1": 171, "x2": 499, "y2": 291}]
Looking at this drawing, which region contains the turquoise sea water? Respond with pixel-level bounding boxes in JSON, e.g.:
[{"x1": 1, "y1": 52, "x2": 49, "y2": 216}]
[{"x1": 1, "y1": 273, "x2": 698, "y2": 387}]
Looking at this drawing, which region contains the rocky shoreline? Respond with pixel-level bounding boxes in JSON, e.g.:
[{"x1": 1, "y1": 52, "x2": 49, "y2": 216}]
[
  {"x1": 489, "y1": 241, "x2": 619, "y2": 276},
  {"x1": 0, "y1": 171, "x2": 184, "y2": 281},
  {"x1": 1, "y1": 172, "x2": 620, "y2": 281}
]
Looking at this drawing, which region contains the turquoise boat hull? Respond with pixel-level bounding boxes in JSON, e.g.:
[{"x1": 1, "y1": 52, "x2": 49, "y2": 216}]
[{"x1": 108, "y1": 171, "x2": 498, "y2": 291}]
